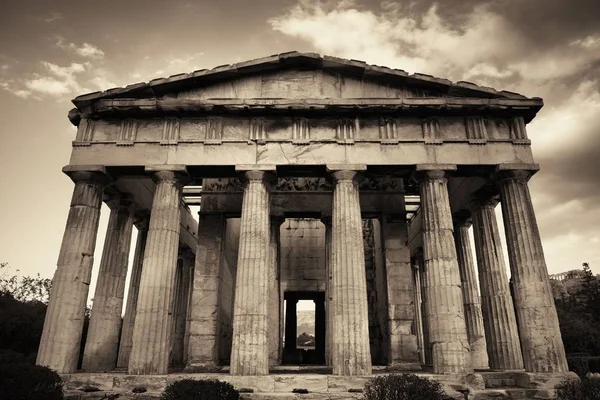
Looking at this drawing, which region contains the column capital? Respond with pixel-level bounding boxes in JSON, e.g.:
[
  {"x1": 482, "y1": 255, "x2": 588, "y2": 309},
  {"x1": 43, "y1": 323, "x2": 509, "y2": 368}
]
[
  {"x1": 63, "y1": 165, "x2": 111, "y2": 185},
  {"x1": 414, "y1": 164, "x2": 457, "y2": 182},
  {"x1": 493, "y1": 164, "x2": 539, "y2": 183},
  {"x1": 133, "y1": 211, "x2": 151, "y2": 231},
  {"x1": 238, "y1": 170, "x2": 277, "y2": 184},
  {"x1": 452, "y1": 210, "x2": 472, "y2": 227},
  {"x1": 145, "y1": 165, "x2": 190, "y2": 185},
  {"x1": 103, "y1": 190, "x2": 134, "y2": 210}
]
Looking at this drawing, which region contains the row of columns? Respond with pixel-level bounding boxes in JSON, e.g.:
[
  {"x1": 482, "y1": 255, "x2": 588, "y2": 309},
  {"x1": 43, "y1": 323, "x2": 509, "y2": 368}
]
[
  {"x1": 412, "y1": 167, "x2": 567, "y2": 374},
  {"x1": 37, "y1": 164, "x2": 567, "y2": 377}
]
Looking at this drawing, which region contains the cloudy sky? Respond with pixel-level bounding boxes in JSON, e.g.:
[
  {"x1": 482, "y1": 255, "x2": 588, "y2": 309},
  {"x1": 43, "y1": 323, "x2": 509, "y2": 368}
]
[{"x1": 1, "y1": 0, "x2": 599, "y2": 296}]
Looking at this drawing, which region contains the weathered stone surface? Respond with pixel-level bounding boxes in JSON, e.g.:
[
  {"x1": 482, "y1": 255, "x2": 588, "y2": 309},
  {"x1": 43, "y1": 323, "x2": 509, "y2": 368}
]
[
  {"x1": 117, "y1": 214, "x2": 149, "y2": 368},
  {"x1": 329, "y1": 170, "x2": 372, "y2": 376},
  {"x1": 269, "y1": 218, "x2": 282, "y2": 366},
  {"x1": 170, "y1": 250, "x2": 193, "y2": 366},
  {"x1": 418, "y1": 169, "x2": 472, "y2": 374},
  {"x1": 128, "y1": 168, "x2": 188, "y2": 375},
  {"x1": 83, "y1": 195, "x2": 134, "y2": 372},
  {"x1": 453, "y1": 217, "x2": 489, "y2": 370},
  {"x1": 186, "y1": 213, "x2": 226, "y2": 371},
  {"x1": 37, "y1": 170, "x2": 108, "y2": 373},
  {"x1": 496, "y1": 170, "x2": 568, "y2": 373},
  {"x1": 472, "y1": 201, "x2": 523, "y2": 371},
  {"x1": 230, "y1": 171, "x2": 273, "y2": 375}
]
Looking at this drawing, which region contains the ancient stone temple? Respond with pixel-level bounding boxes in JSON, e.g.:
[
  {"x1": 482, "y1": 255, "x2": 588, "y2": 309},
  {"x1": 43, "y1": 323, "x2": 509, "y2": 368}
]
[{"x1": 38, "y1": 52, "x2": 576, "y2": 398}]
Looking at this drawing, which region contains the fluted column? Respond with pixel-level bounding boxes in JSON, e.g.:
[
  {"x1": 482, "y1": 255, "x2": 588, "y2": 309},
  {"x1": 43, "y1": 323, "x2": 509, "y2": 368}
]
[
  {"x1": 496, "y1": 169, "x2": 568, "y2": 372},
  {"x1": 230, "y1": 170, "x2": 273, "y2": 375},
  {"x1": 330, "y1": 169, "x2": 372, "y2": 376},
  {"x1": 185, "y1": 213, "x2": 226, "y2": 371},
  {"x1": 417, "y1": 167, "x2": 471, "y2": 374},
  {"x1": 268, "y1": 218, "x2": 282, "y2": 367},
  {"x1": 117, "y1": 214, "x2": 150, "y2": 368},
  {"x1": 412, "y1": 260, "x2": 425, "y2": 364},
  {"x1": 82, "y1": 194, "x2": 134, "y2": 371},
  {"x1": 284, "y1": 295, "x2": 298, "y2": 356},
  {"x1": 417, "y1": 253, "x2": 433, "y2": 366},
  {"x1": 171, "y1": 249, "x2": 194, "y2": 366},
  {"x1": 323, "y1": 218, "x2": 333, "y2": 366},
  {"x1": 128, "y1": 166, "x2": 189, "y2": 375},
  {"x1": 453, "y1": 214, "x2": 489, "y2": 370},
  {"x1": 36, "y1": 167, "x2": 109, "y2": 373},
  {"x1": 472, "y1": 201, "x2": 523, "y2": 371}
]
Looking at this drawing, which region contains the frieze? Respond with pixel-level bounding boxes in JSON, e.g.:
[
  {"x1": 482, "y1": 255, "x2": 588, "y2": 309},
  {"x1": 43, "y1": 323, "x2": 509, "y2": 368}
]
[
  {"x1": 358, "y1": 177, "x2": 403, "y2": 192},
  {"x1": 422, "y1": 117, "x2": 442, "y2": 144},
  {"x1": 275, "y1": 177, "x2": 332, "y2": 192},
  {"x1": 202, "y1": 178, "x2": 243, "y2": 192},
  {"x1": 465, "y1": 117, "x2": 487, "y2": 144},
  {"x1": 117, "y1": 119, "x2": 138, "y2": 146},
  {"x1": 160, "y1": 118, "x2": 180, "y2": 145}
]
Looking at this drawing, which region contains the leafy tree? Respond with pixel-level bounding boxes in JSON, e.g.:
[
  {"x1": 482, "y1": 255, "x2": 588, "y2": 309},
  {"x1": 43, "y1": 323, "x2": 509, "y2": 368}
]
[
  {"x1": 296, "y1": 332, "x2": 315, "y2": 347},
  {"x1": 0, "y1": 262, "x2": 51, "y2": 304}
]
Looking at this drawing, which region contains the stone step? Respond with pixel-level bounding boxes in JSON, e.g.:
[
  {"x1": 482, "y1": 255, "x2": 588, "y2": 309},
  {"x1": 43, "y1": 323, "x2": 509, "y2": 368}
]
[{"x1": 470, "y1": 388, "x2": 557, "y2": 400}]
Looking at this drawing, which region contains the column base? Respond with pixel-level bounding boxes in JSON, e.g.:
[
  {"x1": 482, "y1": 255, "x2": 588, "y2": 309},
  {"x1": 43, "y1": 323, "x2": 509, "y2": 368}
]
[{"x1": 184, "y1": 362, "x2": 223, "y2": 373}]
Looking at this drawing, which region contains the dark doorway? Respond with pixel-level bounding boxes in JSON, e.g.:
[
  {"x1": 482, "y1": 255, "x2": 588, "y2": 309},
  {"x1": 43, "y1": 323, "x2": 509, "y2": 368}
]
[{"x1": 282, "y1": 291, "x2": 325, "y2": 365}]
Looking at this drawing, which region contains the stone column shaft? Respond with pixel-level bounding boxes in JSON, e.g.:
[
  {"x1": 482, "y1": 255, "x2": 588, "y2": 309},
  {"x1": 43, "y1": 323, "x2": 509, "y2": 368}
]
[
  {"x1": 230, "y1": 170, "x2": 272, "y2": 375},
  {"x1": 497, "y1": 170, "x2": 568, "y2": 372},
  {"x1": 315, "y1": 297, "x2": 326, "y2": 363},
  {"x1": 382, "y1": 218, "x2": 420, "y2": 369},
  {"x1": 182, "y1": 263, "x2": 195, "y2": 365},
  {"x1": 419, "y1": 255, "x2": 433, "y2": 366},
  {"x1": 418, "y1": 169, "x2": 472, "y2": 374},
  {"x1": 82, "y1": 196, "x2": 134, "y2": 371},
  {"x1": 412, "y1": 262, "x2": 426, "y2": 364},
  {"x1": 36, "y1": 169, "x2": 107, "y2": 373},
  {"x1": 330, "y1": 170, "x2": 372, "y2": 376},
  {"x1": 284, "y1": 297, "x2": 297, "y2": 352},
  {"x1": 128, "y1": 168, "x2": 188, "y2": 375},
  {"x1": 268, "y1": 218, "x2": 281, "y2": 367},
  {"x1": 324, "y1": 220, "x2": 333, "y2": 366},
  {"x1": 454, "y1": 218, "x2": 489, "y2": 370},
  {"x1": 117, "y1": 217, "x2": 149, "y2": 368},
  {"x1": 171, "y1": 251, "x2": 193, "y2": 366},
  {"x1": 185, "y1": 213, "x2": 225, "y2": 371},
  {"x1": 472, "y1": 203, "x2": 523, "y2": 371}
]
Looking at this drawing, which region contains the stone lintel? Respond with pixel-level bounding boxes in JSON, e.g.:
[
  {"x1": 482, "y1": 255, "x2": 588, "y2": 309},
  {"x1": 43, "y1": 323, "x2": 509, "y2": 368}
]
[
  {"x1": 234, "y1": 164, "x2": 277, "y2": 172},
  {"x1": 494, "y1": 163, "x2": 539, "y2": 181},
  {"x1": 414, "y1": 164, "x2": 457, "y2": 181},
  {"x1": 102, "y1": 191, "x2": 134, "y2": 210},
  {"x1": 415, "y1": 163, "x2": 457, "y2": 172},
  {"x1": 325, "y1": 164, "x2": 367, "y2": 172},
  {"x1": 62, "y1": 164, "x2": 111, "y2": 184}
]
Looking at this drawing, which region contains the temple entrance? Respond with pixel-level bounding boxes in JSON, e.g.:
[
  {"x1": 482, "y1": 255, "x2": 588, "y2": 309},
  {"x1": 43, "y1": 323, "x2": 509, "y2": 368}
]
[{"x1": 282, "y1": 291, "x2": 325, "y2": 365}]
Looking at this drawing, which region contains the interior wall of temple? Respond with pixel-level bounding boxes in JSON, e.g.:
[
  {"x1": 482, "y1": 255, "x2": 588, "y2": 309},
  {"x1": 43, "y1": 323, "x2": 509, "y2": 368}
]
[
  {"x1": 279, "y1": 219, "x2": 327, "y2": 293},
  {"x1": 218, "y1": 218, "x2": 240, "y2": 364}
]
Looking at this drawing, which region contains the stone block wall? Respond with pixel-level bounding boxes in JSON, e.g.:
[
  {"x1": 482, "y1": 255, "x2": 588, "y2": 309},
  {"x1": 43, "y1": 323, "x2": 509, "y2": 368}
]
[{"x1": 279, "y1": 219, "x2": 326, "y2": 293}]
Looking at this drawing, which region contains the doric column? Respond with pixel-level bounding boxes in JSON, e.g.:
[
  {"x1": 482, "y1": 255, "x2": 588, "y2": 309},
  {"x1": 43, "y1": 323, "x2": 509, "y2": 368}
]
[
  {"x1": 128, "y1": 166, "x2": 189, "y2": 375},
  {"x1": 417, "y1": 166, "x2": 471, "y2": 374},
  {"x1": 284, "y1": 295, "x2": 298, "y2": 355},
  {"x1": 495, "y1": 168, "x2": 568, "y2": 372},
  {"x1": 417, "y1": 252, "x2": 433, "y2": 366},
  {"x1": 82, "y1": 193, "x2": 134, "y2": 371},
  {"x1": 185, "y1": 213, "x2": 225, "y2": 372},
  {"x1": 230, "y1": 169, "x2": 273, "y2": 375},
  {"x1": 323, "y1": 218, "x2": 333, "y2": 366},
  {"x1": 472, "y1": 200, "x2": 523, "y2": 371},
  {"x1": 315, "y1": 296, "x2": 326, "y2": 364},
  {"x1": 453, "y1": 213, "x2": 489, "y2": 370},
  {"x1": 182, "y1": 260, "x2": 195, "y2": 365},
  {"x1": 117, "y1": 213, "x2": 150, "y2": 368},
  {"x1": 329, "y1": 168, "x2": 372, "y2": 376},
  {"x1": 411, "y1": 259, "x2": 425, "y2": 365},
  {"x1": 382, "y1": 216, "x2": 420, "y2": 370},
  {"x1": 171, "y1": 249, "x2": 194, "y2": 366},
  {"x1": 268, "y1": 218, "x2": 282, "y2": 367},
  {"x1": 37, "y1": 167, "x2": 109, "y2": 373}
]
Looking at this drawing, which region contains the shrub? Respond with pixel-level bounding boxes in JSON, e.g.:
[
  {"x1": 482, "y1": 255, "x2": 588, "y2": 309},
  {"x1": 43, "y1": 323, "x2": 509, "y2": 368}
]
[
  {"x1": 557, "y1": 378, "x2": 600, "y2": 400},
  {"x1": 364, "y1": 374, "x2": 453, "y2": 400},
  {"x1": 589, "y1": 357, "x2": 600, "y2": 373},
  {"x1": 567, "y1": 357, "x2": 590, "y2": 377},
  {"x1": 161, "y1": 379, "x2": 239, "y2": 400},
  {"x1": 0, "y1": 362, "x2": 63, "y2": 400}
]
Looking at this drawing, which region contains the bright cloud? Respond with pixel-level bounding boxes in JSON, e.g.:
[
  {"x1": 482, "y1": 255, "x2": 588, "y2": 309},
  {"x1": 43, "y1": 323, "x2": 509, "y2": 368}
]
[
  {"x1": 24, "y1": 62, "x2": 87, "y2": 96},
  {"x1": 56, "y1": 37, "x2": 105, "y2": 59}
]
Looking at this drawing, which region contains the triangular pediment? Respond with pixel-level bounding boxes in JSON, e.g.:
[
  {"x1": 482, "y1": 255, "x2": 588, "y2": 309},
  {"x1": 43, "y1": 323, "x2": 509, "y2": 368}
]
[{"x1": 72, "y1": 52, "x2": 533, "y2": 109}]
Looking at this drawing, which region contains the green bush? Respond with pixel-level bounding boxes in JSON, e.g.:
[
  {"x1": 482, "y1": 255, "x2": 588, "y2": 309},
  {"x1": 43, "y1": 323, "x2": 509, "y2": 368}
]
[
  {"x1": 364, "y1": 374, "x2": 453, "y2": 400},
  {"x1": 557, "y1": 378, "x2": 600, "y2": 400},
  {"x1": 0, "y1": 362, "x2": 63, "y2": 400},
  {"x1": 161, "y1": 379, "x2": 239, "y2": 400}
]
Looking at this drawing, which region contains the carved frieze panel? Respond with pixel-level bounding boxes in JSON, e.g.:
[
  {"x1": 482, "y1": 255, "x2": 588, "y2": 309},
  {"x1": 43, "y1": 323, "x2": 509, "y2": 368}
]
[
  {"x1": 206, "y1": 117, "x2": 223, "y2": 144},
  {"x1": 202, "y1": 178, "x2": 243, "y2": 192},
  {"x1": 292, "y1": 118, "x2": 310, "y2": 144},
  {"x1": 117, "y1": 119, "x2": 138, "y2": 146},
  {"x1": 465, "y1": 117, "x2": 487, "y2": 144},
  {"x1": 358, "y1": 177, "x2": 403, "y2": 192},
  {"x1": 161, "y1": 118, "x2": 180, "y2": 145},
  {"x1": 275, "y1": 177, "x2": 332, "y2": 192},
  {"x1": 249, "y1": 118, "x2": 266, "y2": 144},
  {"x1": 74, "y1": 118, "x2": 95, "y2": 145},
  {"x1": 336, "y1": 118, "x2": 357, "y2": 144},
  {"x1": 422, "y1": 118, "x2": 442, "y2": 144}
]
